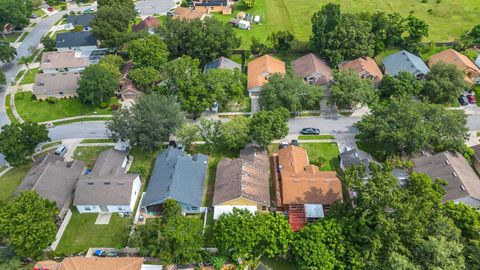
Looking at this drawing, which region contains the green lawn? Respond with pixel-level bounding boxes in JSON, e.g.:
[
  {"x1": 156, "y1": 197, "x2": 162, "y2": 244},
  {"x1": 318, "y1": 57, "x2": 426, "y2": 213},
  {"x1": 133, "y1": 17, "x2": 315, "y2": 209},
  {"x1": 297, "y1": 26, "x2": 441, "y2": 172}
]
[
  {"x1": 73, "y1": 146, "x2": 112, "y2": 167},
  {"x1": 0, "y1": 32, "x2": 22, "y2": 43},
  {"x1": 20, "y1": 68, "x2": 39, "y2": 85},
  {"x1": 17, "y1": 31, "x2": 29, "y2": 43},
  {"x1": 39, "y1": 141, "x2": 62, "y2": 151},
  {"x1": 80, "y1": 138, "x2": 113, "y2": 144},
  {"x1": 14, "y1": 70, "x2": 25, "y2": 84},
  {"x1": 4, "y1": 95, "x2": 18, "y2": 124},
  {"x1": 298, "y1": 135, "x2": 334, "y2": 140},
  {"x1": 222, "y1": 0, "x2": 480, "y2": 48},
  {"x1": 128, "y1": 147, "x2": 165, "y2": 185},
  {"x1": 300, "y1": 142, "x2": 340, "y2": 171},
  {"x1": 15, "y1": 92, "x2": 119, "y2": 122},
  {"x1": 260, "y1": 258, "x2": 296, "y2": 270},
  {"x1": 33, "y1": 9, "x2": 46, "y2": 17},
  {"x1": 0, "y1": 165, "x2": 31, "y2": 202},
  {"x1": 55, "y1": 209, "x2": 131, "y2": 255}
]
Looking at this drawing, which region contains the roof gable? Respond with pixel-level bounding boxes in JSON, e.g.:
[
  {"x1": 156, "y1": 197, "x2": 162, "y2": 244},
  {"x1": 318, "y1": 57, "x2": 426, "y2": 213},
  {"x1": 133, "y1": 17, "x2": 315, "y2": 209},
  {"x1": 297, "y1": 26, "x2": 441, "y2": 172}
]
[
  {"x1": 56, "y1": 31, "x2": 97, "y2": 48},
  {"x1": 383, "y1": 50, "x2": 430, "y2": 77},
  {"x1": 247, "y1": 54, "x2": 286, "y2": 89}
]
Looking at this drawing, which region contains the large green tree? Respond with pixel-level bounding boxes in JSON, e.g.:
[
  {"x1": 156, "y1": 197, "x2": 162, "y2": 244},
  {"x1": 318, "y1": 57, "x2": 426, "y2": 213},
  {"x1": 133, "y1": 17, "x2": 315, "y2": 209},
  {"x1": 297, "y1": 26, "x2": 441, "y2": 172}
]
[
  {"x1": 77, "y1": 64, "x2": 117, "y2": 106},
  {"x1": 0, "y1": 69, "x2": 5, "y2": 85},
  {"x1": 268, "y1": 30, "x2": 294, "y2": 55},
  {"x1": 128, "y1": 66, "x2": 162, "y2": 92},
  {"x1": 97, "y1": 0, "x2": 134, "y2": 9},
  {"x1": 219, "y1": 116, "x2": 250, "y2": 152},
  {"x1": 91, "y1": 3, "x2": 136, "y2": 47},
  {"x1": 378, "y1": 71, "x2": 422, "y2": 99},
  {"x1": 0, "y1": 121, "x2": 50, "y2": 166},
  {"x1": 354, "y1": 97, "x2": 468, "y2": 159},
  {"x1": 174, "y1": 123, "x2": 200, "y2": 151},
  {"x1": 159, "y1": 17, "x2": 240, "y2": 65},
  {"x1": 204, "y1": 68, "x2": 246, "y2": 111},
  {"x1": 108, "y1": 93, "x2": 185, "y2": 150},
  {"x1": 0, "y1": 191, "x2": 56, "y2": 258},
  {"x1": 125, "y1": 35, "x2": 169, "y2": 70},
  {"x1": 328, "y1": 69, "x2": 376, "y2": 109},
  {"x1": 0, "y1": 0, "x2": 32, "y2": 32},
  {"x1": 0, "y1": 42, "x2": 16, "y2": 63},
  {"x1": 248, "y1": 108, "x2": 289, "y2": 148},
  {"x1": 259, "y1": 73, "x2": 323, "y2": 113},
  {"x1": 421, "y1": 62, "x2": 467, "y2": 104}
]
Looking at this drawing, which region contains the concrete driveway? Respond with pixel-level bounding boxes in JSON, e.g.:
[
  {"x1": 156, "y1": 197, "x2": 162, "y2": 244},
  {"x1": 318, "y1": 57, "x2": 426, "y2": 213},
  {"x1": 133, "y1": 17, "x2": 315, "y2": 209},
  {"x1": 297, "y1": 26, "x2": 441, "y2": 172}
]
[{"x1": 135, "y1": 0, "x2": 176, "y2": 16}]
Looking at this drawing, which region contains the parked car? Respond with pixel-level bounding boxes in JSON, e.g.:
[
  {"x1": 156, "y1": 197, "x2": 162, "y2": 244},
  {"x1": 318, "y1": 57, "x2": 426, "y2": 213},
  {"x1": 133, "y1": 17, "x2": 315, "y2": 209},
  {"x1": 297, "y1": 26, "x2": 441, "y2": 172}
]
[
  {"x1": 54, "y1": 145, "x2": 67, "y2": 157},
  {"x1": 300, "y1": 128, "x2": 320, "y2": 135},
  {"x1": 458, "y1": 95, "x2": 469, "y2": 106},
  {"x1": 83, "y1": 7, "x2": 94, "y2": 13},
  {"x1": 290, "y1": 139, "x2": 299, "y2": 146},
  {"x1": 168, "y1": 140, "x2": 177, "y2": 148},
  {"x1": 279, "y1": 141, "x2": 289, "y2": 149},
  {"x1": 30, "y1": 14, "x2": 37, "y2": 19},
  {"x1": 467, "y1": 95, "x2": 476, "y2": 104},
  {"x1": 94, "y1": 250, "x2": 118, "y2": 257},
  {"x1": 47, "y1": 6, "x2": 54, "y2": 12}
]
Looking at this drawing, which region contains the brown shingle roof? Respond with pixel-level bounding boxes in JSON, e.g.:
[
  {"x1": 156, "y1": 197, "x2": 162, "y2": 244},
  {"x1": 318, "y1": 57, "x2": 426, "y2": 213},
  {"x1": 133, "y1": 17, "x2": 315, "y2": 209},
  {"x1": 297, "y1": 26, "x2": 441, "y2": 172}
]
[
  {"x1": 247, "y1": 54, "x2": 286, "y2": 89},
  {"x1": 40, "y1": 51, "x2": 88, "y2": 70},
  {"x1": 172, "y1": 7, "x2": 208, "y2": 21},
  {"x1": 213, "y1": 144, "x2": 270, "y2": 206},
  {"x1": 33, "y1": 73, "x2": 80, "y2": 96},
  {"x1": 132, "y1": 16, "x2": 160, "y2": 32},
  {"x1": 428, "y1": 49, "x2": 480, "y2": 85},
  {"x1": 339, "y1": 57, "x2": 383, "y2": 83},
  {"x1": 291, "y1": 53, "x2": 333, "y2": 86},
  {"x1": 278, "y1": 145, "x2": 343, "y2": 205},
  {"x1": 58, "y1": 257, "x2": 143, "y2": 270}
]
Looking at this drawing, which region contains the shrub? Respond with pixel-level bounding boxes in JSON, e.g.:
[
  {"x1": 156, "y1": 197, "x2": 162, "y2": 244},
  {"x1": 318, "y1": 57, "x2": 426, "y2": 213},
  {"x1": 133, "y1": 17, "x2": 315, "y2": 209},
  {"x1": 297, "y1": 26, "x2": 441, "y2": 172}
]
[
  {"x1": 99, "y1": 102, "x2": 108, "y2": 109},
  {"x1": 46, "y1": 97, "x2": 57, "y2": 104}
]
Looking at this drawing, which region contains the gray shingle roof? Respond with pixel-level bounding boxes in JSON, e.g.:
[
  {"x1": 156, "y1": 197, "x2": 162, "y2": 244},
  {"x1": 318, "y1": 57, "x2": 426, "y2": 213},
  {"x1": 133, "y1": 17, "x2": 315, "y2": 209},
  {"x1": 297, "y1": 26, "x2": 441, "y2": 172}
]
[
  {"x1": 67, "y1": 14, "x2": 96, "y2": 28},
  {"x1": 56, "y1": 31, "x2": 97, "y2": 48},
  {"x1": 382, "y1": 50, "x2": 430, "y2": 77},
  {"x1": 142, "y1": 147, "x2": 208, "y2": 208},
  {"x1": 204, "y1": 56, "x2": 241, "y2": 72},
  {"x1": 340, "y1": 148, "x2": 372, "y2": 176}
]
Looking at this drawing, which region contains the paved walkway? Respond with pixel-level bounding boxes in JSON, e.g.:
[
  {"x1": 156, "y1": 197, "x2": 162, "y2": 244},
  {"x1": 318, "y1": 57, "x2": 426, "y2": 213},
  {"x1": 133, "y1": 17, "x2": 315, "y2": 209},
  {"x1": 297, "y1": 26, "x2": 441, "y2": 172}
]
[
  {"x1": 95, "y1": 212, "x2": 112, "y2": 225},
  {"x1": 62, "y1": 138, "x2": 82, "y2": 162}
]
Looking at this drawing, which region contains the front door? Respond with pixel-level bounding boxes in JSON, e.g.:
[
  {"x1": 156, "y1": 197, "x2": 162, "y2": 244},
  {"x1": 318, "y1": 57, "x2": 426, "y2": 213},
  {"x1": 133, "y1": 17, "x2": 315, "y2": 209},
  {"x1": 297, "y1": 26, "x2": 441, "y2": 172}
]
[{"x1": 100, "y1": 205, "x2": 109, "y2": 212}]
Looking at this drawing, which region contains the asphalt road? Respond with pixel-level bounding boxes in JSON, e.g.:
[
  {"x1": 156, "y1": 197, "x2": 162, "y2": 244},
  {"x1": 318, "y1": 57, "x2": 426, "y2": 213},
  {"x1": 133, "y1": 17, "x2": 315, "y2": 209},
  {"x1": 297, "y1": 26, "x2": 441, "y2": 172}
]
[{"x1": 48, "y1": 121, "x2": 109, "y2": 141}]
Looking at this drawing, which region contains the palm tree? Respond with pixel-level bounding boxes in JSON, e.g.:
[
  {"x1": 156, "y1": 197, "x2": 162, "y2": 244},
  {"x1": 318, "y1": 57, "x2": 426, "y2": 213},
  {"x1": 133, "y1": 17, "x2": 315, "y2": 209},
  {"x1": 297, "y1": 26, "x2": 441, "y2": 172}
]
[{"x1": 18, "y1": 56, "x2": 33, "y2": 72}]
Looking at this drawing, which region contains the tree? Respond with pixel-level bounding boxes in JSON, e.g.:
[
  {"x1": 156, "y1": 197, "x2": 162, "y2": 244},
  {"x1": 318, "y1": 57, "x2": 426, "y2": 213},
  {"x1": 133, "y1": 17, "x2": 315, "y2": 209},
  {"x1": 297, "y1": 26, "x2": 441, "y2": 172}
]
[
  {"x1": 248, "y1": 108, "x2": 289, "y2": 148},
  {"x1": 461, "y1": 24, "x2": 480, "y2": 47},
  {"x1": 241, "y1": 0, "x2": 255, "y2": 8},
  {"x1": 250, "y1": 37, "x2": 269, "y2": 56},
  {"x1": 219, "y1": 116, "x2": 249, "y2": 152},
  {"x1": 378, "y1": 72, "x2": 422, "y2": 99},
  {"x1": 128, "y1": 67, "x2": 161, "y2": 92},
  {"x1": 0, "y1": 0, "x2": 32, "y2": 33},
  {"x1": 97, "y1": 0, "x2": 135, "y2": 9},
  {"x1": 371, "y1": 12, "x2": 406, "y2": 52},
  {"x1": 77, "y1": 64, "x2": 117, "y2": 106},
  {"x1": 18, "y1": 55, "x2": 33, "y2": 72},
  {"x1": 91, "y1": 4, "x2": 136, "y2": 47},
  {"x1": 0, "y1": 122, "x2": 50, "y2": 166},
  {"x1": 268, "y1": 30, "x2": 294, "y2": 55},
  {"x1": 404, "y1": 15, "x2": 429, "y2": 51},
  {"x1": 0, "y1": 42, "x2": 16, "y2": 63},
  {"x1": 197, "y1": 118, "x2": 222, "y2": 152},
  {"x1": 0, "y1": 69, "x2": 5, "y2": 85},
  {"x1": 421, "y1": 62, "x2": 467, "y2": 104},
  {"x1": 125, "y1": 35, "x2": 169, "y2": 70},
  {"x1": 354, "y1": 97, "x2": 468, "y2": 159},
  {"x1": 161, "y1": 56, "x2": 214, "y2": 119},
  {"x1": 0, "y1": 191, "x2": 56, "y2": 258},
  {"x1": 159, "y1": 17, "x2": 240, "y2": 65},
  {"x1": 259, "y1": 73, "x2": 323, "y2": 113},
  {"x1": 174, "y1": 123, "x2": 199, "y2": 151},
  {"x1": 129, "y1": 200, "x2": 203, "y2": 264},
  {"x1": 204, "y1": 68, "x2": 246, "y2": 110},
  {"x1": 328, "y1": 69, "x2": 376, "y2": 109},
  {"x1": 98, "y1": 54, "x2": 124, "y2": 80},
  {"x1": 108, "y1": 93, "x2": 185, "y2": 150},
  {"x1": 311, "y1": 3, "x2": 341, "y2": 59},
  {"x1": 40, "y1": 36, "x2": 56, "y2": 52}
]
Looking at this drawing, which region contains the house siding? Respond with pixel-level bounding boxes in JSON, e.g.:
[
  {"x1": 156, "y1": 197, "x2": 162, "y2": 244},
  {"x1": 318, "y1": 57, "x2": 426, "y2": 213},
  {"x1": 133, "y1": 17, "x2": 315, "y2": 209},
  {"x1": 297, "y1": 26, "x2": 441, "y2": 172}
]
[
  {"x1": 43, "y1": 67, "x2": 85, "y2": 74},
  {"x1": 453, "y1": 196, "x2": 480, "y2": 209}
]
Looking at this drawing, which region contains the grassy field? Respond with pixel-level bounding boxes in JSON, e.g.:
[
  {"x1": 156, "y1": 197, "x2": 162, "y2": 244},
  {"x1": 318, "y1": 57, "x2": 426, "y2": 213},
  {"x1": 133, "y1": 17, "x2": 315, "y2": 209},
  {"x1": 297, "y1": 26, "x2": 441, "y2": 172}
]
[
  {"x1": 300, "y1": 142, "x2": 340, "y2": 171},
  {"x1": 0, "y1": 32, "x2": 22, "y2": 43},
  {"x1": 128, "y1": 146, "x2": 165, "y2": 186},
  {"x1": 73, "y1": 146, "x2": 112, "y2": 167},
  {"x1": 55, "y1": 209, "x2": 131, "y2": 255},
  {"x1": 15, "y1": 92, "x2": 119, "y2": 122},
  {"x1": 20, "y1": 68, "x2": 39, "y2": 85},
  {"x1": 298, "y1": 135, "x2": 335, "y2": 140},
  {"x1": 221, "y1": 0, "x2": 480, "y2": 48},
  {"x1": 0, "y1": 165, "x2": 31, "y2": 202}
]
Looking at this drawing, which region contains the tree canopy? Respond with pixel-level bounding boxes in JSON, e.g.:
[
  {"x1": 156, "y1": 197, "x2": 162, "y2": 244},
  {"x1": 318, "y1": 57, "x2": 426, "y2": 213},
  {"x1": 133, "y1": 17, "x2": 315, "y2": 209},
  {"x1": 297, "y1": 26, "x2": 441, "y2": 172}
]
[
  {"x1": 0, "y1": 0, "x2": 32, "y2": 30},
  {"x1": 328, "y1": 69, "x2": 376, "y2": 109},
  {"x1": 248, "y1": 108, "x2": 289, "y2": 148},
  {"x1": 108, "y1": 93, "x2": 185, "y2": 150},
  {"x1": 0, "y1": 121, "x2": 50, "y2": 166},
  {"x1": 77, "y1": 64, "x2": 118, "y2": 106},
  {"x1": 125, "y1": 35, "x2": 169, "y2": 70},
  {"x1": 268, "y1": 30, "x2": 294, "y2": 55},
  {"x1": 203, "y1": 68, "x2": 246, "y2": 111},
  {"x1": 0, "y1": 42, "x2": 16, "y2": 63},
  {"x1": 421, "y1": 62, "x2": 467, "y2": 104},
  {"x1": 0, "y1": 191, "x2": 56, "y2": 258},
  {"x1": 378, "y1": 71, "x2": 422, "y2": 99},
  {"x1": 91, "y1": 3, "x2": 136, "y2": 47}
]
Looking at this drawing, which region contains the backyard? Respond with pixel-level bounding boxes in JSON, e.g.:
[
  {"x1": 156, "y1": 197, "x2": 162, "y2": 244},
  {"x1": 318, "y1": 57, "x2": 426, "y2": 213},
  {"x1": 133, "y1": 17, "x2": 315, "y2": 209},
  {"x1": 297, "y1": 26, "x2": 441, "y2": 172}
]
[
  {"x1": 73, "y1": 146, "x2": 112, "y2": 167},
  {"x1": 14, "y1": 92, "x2": 119, "y2": 122},
  {"x1": 300, "y1": 142, "x2": 340, "y2": 171},
  {"x1": 218, "y1": 0, "x2": 480, "y2": 48},
  {"x1": 55, "y1": 210, "x2": 131, "y2": 255},
  {"x1": 0, "y1": 165, "x2": 31, "y2": 202}
]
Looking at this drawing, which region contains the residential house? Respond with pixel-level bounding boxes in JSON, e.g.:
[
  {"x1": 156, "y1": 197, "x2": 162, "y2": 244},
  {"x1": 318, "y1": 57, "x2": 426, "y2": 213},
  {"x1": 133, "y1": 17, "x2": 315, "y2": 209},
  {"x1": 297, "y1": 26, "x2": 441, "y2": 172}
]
[
  {"x1": 66, "y1": 14, "x2": 96, "y2": 31},
  {"x1": 382, "y1": 50, "x2": 430, "y2": 79},
  {"x1": 40, "y1": 51, "x2": 88, "y2": 74},
  {"x1": 16, "y1": 153, "x2": 85, "y2": 218},
  {"x1": 34, "y1": 257, "x2": 160, "y2": 270},
  {"x1": 339, "y1": 148, "x2": 373, "y2": 177},
  {"x1": 475, "y1": 55, "x2": 480, "y2": 69},
  {"x1": 213, "y1": 144, "x2": 270, "y2": 219},
  {"x1": 74, "y1": 149, "x2": 141, "y2": 213},
  {"x1": 247, "y1": 54, "x2": 286, "y2": 112},
  {"x1": 291, "y1": 53, "x2": 333, "y2": 86},
  {"x1": 2, "y1": 23, "x2": 13, "y2": 35},
  {"x1": 119, "y1": 61, "x2": 141, "y2": 101},
  {"x1": 132, "y1": 16, "x2": 160, "y2": 33},
  {"x1": 141, "y1": 147, "x2": 208, "y2": 215},
  {"x1": 339, "y1": 57, "x2": 383, "y2": 84},
  {"x1": 472, "y1": 144, "x2": 480, "y2": 174},
  {"x1": 193, "y1": 0, "x2": 232, "y2": 14},
  {"x1": 172, "y1": 7, "x2": 210, "y2": 21},
  {"x1": 56, "y1": 31, "x2": 106, "y2": 58},
  {"x1": 33, "y1": 72, "x2": 81, "y2": 100},
  {"x1": 412, "y1": 151, "x2": 480, "y2": 208},
  {"x1": 203, "y1": 56, "x2": 241, "y2": 73},
  {"x1": 429, "y1": 49, "x2": 480, "y2": 85},
  {"x1": 277, "y1": 145, "x2": 343, "y2": 231}
]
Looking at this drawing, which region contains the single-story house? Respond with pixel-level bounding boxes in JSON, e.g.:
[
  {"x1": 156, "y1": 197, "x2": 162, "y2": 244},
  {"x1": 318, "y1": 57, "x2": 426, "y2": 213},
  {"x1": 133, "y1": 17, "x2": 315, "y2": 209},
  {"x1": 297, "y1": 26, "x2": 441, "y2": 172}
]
[
  {"x1": 412, "y1": 151, "x2": 480, "y2": 208},
  {"x1": 172, "y1": 7, "x2": 210, "y2": 21},
  {"x1": 40, "y1": 51, "x2": 88, "y2": 74},
  {"x1": 74, "y1": 149, "x2": 141, "y2": 213},
  {"x1": 429, "y1": 49, "x2": 480, "y2": 85},
  {"x1": 132, "y1": 16, "x2": 160, "y2": 34},
  {"x1": 339, "y1": 148, "x2": 373, "y2": 177},
  {"x1": 56, "y1": 31, "x2": 106, "y2": 58},
  {"x1": 193, "y1": 0, "x2": 232, "y2": 14},
  {"x1": 472, "y1": 144, "x2": 480, "y2": 174},
  {"x1": 119, "y1": 61, "x2": 141, "y2": 101},
  {"x1": 339, "y1": 57, "x2": 383, "y2": 84},
  {"x1": 66, "y1": 14, "x2": 96, "y2": 31},
  {"x1": 141, "y1": 147, "x2": 208, "y2": 214},
  {"x1": 291, "y1": 53, "x2": 333, "y2": 86},
  {"x1": 33, "y1": 72, "x2": 81, "y2": 100},
  {"x1": 213, "y1": 144, "x2": 270, "y2": 219},
  {"x1": 16, "y1": 153, "x2": 85, "y2": 218},
  {"x1": 203, "y1": 56, "x2": 241, "y2": 73},
  {"x1": 382, "y1": 50, "x2": 430, "y2": 79},
  {"x1": 34, "y1": 257, "x2": 154, "y2": 270},
  {"x1": 277, "y1": 145, "x2": 343, "y2": 231}
]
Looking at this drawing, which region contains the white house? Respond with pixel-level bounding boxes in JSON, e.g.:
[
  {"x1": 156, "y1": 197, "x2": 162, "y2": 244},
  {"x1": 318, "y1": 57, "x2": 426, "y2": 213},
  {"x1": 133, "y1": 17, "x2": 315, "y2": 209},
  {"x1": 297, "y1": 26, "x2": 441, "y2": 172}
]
[{"x1": 74, "y1": 149, "x2": 141, "y2": 214}]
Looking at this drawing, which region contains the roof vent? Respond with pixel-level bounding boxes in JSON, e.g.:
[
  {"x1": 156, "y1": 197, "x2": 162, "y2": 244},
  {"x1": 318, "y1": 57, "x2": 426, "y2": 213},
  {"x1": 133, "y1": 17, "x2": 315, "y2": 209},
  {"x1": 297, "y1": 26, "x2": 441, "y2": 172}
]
[
  {"x1": 452, "y1": 171, "x2": 458, "y2": 177},
  {"x1": 104, "y1": 182, "x2": 111, "y2": 185},
  {"x1": 460, "y1": 185, "x2": 466, "y2": 191},
  {"x1": 445, "y1": 160, "x2": 451, "y2": 165},
  {"x1": 87, "y1": 182, "x2": 94, "y2": 185},
  {"x1": 117, "y1": 182, "x2": 124, "y2": 185}
]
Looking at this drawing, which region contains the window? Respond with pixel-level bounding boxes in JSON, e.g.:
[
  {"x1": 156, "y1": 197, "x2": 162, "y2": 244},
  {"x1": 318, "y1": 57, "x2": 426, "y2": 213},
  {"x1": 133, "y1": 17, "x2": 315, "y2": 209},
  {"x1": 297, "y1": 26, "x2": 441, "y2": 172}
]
[
  {"x1": 85, "y1": 207, "x2": 91, "y2": 211},
  {"x1": 191, "y1": 206, "x2": 199, "y2": 211},
  {"x1": 117, "y1": 207, "x2": 123, "y2": 211}
]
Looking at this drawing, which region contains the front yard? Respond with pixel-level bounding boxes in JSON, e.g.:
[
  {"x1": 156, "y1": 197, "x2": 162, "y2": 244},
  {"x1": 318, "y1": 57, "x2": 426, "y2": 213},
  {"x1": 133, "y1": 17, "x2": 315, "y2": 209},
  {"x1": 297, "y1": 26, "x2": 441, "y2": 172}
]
[
  {"x1": 0, "y1": 32, "x2": 22, "y2": 43},
  {"x1": 20, "y1": 68, "x2": 39, "y2": 85},
  {"x1": 0, "y1": 165, "x2": 31, "y2": 202},
  {"x1": 55, "y1": 209, "x2": 131, "y2": 255},
  {"x1": 300, "y1": 142, "x2": 340, "y2": 171},
  {"x1": 73, "y1": 146, "x2": 112, "y2": 167},
  {"x1": 14, "y1": 92, "x2": 119, "y2": 122}
]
